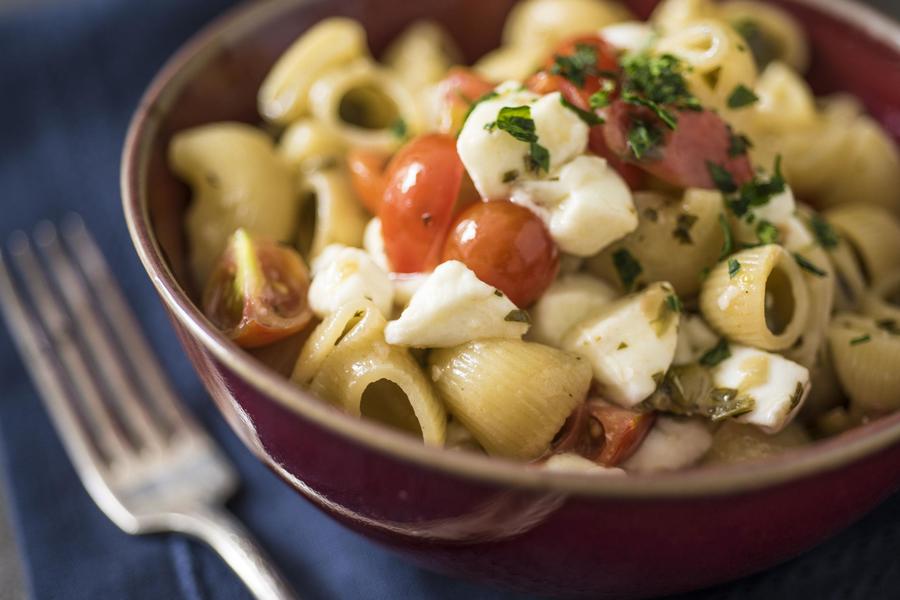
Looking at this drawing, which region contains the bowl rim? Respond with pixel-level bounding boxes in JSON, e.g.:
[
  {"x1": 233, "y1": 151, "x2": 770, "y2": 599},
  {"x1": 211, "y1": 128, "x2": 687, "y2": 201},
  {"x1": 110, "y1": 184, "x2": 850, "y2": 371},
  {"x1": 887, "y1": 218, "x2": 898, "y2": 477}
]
[{"x1": 122, "y1": 0, "x2": 900, "y2": 499}]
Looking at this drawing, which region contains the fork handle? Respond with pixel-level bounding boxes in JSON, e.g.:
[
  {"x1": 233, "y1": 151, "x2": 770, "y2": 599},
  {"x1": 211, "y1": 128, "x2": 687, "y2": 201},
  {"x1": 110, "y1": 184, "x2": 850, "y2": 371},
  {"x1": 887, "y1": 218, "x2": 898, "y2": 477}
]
[{"x1": 169, "y1": 505, "x2": 298, "y2": 600}]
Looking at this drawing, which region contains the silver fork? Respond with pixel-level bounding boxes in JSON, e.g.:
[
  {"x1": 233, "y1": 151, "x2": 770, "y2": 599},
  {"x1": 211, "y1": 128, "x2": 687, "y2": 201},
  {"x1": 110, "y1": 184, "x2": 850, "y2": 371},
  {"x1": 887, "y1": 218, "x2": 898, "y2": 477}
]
[{"x1": 0, "y1": 216, "x2": 296, "y2": 600}]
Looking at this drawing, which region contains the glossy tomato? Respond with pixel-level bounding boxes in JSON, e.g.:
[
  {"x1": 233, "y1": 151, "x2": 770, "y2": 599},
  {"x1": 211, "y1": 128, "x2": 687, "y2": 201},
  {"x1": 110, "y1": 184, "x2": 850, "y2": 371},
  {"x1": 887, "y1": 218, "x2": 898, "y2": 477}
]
[
  {"x1": 442, "y1": 201, "x2": 558, "y2": 307},
  {"x1": 380, "y1": 134, "x2": 466, "y2": 273},
  {"x1": 347, "y1": 148, "x2": 389, "y2": 215},
  {"x1": 435, "y1": 67, "x2": 496, "y2": 135},
  {"x1": 203, "y1": 229, "x2": 313, "y2": 348},
  {"x1": 603, "y1": 100, "x2": 754, "y2": 189},
  {"x1": 552, "y1": 400, "x2": 656, "y2": 467}
]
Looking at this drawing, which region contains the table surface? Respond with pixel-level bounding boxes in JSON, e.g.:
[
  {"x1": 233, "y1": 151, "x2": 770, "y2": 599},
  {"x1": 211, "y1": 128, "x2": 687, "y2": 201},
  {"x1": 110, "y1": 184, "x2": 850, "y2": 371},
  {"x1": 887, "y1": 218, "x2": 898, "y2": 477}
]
[{"x1": 0, "y1": 0, "x2": 897, "y2": 599}]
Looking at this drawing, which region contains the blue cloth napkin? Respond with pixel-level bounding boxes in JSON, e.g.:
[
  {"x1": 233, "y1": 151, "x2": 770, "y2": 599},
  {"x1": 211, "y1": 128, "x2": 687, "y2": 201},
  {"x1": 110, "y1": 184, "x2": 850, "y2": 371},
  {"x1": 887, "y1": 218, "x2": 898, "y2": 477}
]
[{"x1": 0, "y1": 0, "x2": 898, "y2": 598}]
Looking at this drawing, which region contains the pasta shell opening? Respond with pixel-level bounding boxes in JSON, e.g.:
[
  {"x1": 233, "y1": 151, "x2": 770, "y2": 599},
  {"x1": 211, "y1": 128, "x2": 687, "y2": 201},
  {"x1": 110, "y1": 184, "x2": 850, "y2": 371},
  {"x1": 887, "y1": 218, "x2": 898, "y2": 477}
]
[
  {"x1": 338, "y1": 84, "x2": 400, "y2": 131},
  {"x1": 764, "y1": 265, "x2": 796, "y2": 335},
  {"x1": 360, "y1": 379, "x2": 424, "y2": 439}
]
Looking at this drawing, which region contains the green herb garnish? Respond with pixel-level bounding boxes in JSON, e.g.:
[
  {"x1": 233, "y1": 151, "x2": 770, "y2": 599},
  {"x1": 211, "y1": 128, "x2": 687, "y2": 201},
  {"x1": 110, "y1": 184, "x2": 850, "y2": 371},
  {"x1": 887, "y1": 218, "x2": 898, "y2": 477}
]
[
  {"x1": 707, "y1": 162, "x2": 738, "y2": 193},
  {"x1": 390, "y1": 117, "x2": 407, "y2": 139},
  {"x1": 487, "y1": 105, "x2": 551, "y2": 174},
  {"x1": 559, "y1": 95, "x2": 604, "y2": 126},
  {"x1": 589, "y1": 80, "x2": 617, "y2": 109},
  {"x1": 666, "y1": 293, "x2": 683, "y2": 313},
  {"x1": 550, "y1": 43, "x2": 603, "y2": 87},
  {"x1": 502, "y1": 170, "x2": 519, "y2": 184},
  {"x1": 642, "y1": 365, "x2": 754, "y2": 421},
  {"x1": 718, "y1": 214, "x2": 735, "y2": 260},
  {"x1": 728, "y1": 130, "x2": 753, "y2": 157},
  {"x1": 850, "y1": 334, "x2": 871, "y2": 346},
  {"x1": 700, "y1": 338, "x2": 731, "y2": 367},
  {"x1": 809, "y1": 214, "x2": 840, "y2": 249},
  {"x1": 620, "y1": 53, "x2": 701, "y2": 130},
  {"x1": 617, "y1": 342, "x2": 629, "y2": 350},
  {"x1": 673, "y1": 213, "x2": 698, "y2": 244},
  {"x1": 733, "y1": 19, "x2": 780, "y2": 69},
  {"x1": 727, "y1": 84, "x2": 759, "y2": 109},
  {"x1": 459, "y1": 90, "x2": 498, "y2": 134},
  {"x1": 728, "y1": 258, "x2": 741, "y2": 278},
  {"x1": 613, "y1": 248, "x2": 643, "y2": 291},
  {"x1": 793, "y1": 252, "x2": 827, "y2": 277},
  {"x1": 724, "y1": 155, "x2": 786, "y2": 218},
  {"x1": 756, "y1": 220, "x2": 779, "y2": 245},
  {"x1": 627, "y1": 118, "x2": 663, "y2": 160}
]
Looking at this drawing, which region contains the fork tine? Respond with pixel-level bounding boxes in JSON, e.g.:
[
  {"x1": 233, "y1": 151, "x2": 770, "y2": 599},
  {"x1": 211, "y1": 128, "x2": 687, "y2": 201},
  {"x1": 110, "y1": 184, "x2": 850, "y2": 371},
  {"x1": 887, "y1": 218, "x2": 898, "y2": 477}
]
[
  {"x1": 0, "y1": 241, "x2": 113, "y2": 475},
  {"x1": 60, "y1": 216, "x2": 195, "y2": 435},
  {"x1": 36, "y1": 222, "x2": 167, "y2": 453},
  {"x1": 6, "y1": 232, "x2": 133, "y2": 463}
]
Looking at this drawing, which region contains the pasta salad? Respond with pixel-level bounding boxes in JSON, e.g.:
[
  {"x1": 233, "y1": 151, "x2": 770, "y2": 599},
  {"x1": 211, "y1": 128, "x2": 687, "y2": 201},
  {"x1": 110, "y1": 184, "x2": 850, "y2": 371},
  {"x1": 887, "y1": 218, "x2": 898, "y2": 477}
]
[{"x1": 169, "y1": 0, "x2": 900, "y2": 474}]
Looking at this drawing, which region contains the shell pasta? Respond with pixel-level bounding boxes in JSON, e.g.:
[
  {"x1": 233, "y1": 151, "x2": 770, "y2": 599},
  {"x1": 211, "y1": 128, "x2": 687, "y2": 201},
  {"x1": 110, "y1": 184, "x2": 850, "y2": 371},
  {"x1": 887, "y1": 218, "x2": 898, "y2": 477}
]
[{"x1": 171, "y1": 1, "x2": 900, "y2": 473}]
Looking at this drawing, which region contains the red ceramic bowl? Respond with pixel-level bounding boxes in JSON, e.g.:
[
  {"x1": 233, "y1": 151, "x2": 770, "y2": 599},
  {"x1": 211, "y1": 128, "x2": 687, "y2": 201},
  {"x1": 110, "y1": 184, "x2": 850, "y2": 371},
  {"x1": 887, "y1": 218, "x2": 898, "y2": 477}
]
[{"x1": 122, "y1": 0, "x2": 900, "y2": 597}]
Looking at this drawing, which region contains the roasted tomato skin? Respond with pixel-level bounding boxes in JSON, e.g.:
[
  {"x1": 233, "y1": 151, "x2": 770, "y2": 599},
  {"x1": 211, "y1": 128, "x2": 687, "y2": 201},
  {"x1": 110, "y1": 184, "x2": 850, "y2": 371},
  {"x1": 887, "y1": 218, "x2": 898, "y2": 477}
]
[
  {"x1": 552, "y1": 400, "x2": 656, "y2": 467},
  {"x1": 380, "y1": 134, "x2": 466, "y2": 274},
  {"x1": 442, "y1": 200, "x2": 559, "y2": 307},
  {"x1": 603, "y1": 100, "x2": 754, "y2": 190},
  {"x1": 203, "y1": 229, "x2": 313, "y2": 348},
  {"x1": 347, "y1": 149, "x2": 389, "y2": 215}
]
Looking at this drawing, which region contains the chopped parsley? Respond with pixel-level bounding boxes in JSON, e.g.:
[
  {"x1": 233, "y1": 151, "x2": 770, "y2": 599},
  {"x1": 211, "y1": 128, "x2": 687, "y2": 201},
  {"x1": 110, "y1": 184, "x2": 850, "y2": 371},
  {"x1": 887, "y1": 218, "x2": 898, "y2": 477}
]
[
  {"x1": 727, "y1": 84, "x2": 759, "y2": 109},
  {"x1": 458, "y1": 90, "x2": 499, "y2": 135},
  {"x1": 612, "y1": 248, "x2": 643, "y2": 291},
  {"x1": 792, "y1": 252, "x2": 827, "y2": 277},
  {"x1": 502, "y1": 169, "x2": 519, "y2": 183},
  {"x1": 643, "y1": 365, "x2": 754, "y2": 421},
  {"x1": 706, "y1": 389, "x2": 757, "y2": 421},
  {"x1": 850, "y1": 334, "x2": 871, "y2": 346},
  {"x1": 756, "y1": 220, "x2": 779, "y2": 245},
  {"x1": 809, "y1": 214, "x2": 840, "y2": 249},
  {"x1": 504, "y1": 309, "x2": 532, "y2": 324},
  {"x1": 728, "y1": 258, "x2": 741, "y2": 278},
  {"x1": 627, "y1": 118, "x2": 663, "y2": 160},
  {"x1": 666, "y1": 293, "x2": 683, "y2": 313},
  {"x1": 390, "y1": 117, "x2": 408, "y2": 139},
  {"x1": 559, "y1": 95, "x2": 605, "y2": 126},
  {"x1": 718, "y1": 214, "x2": 735, "y2": 260},
  {"x1": 486, "y1": 105, "x2": 551, "y2": 174},
  {"x1": 700, "y1": 338, "x2": 731, "y2": 367},
  {"x1": 617, "y1": 342, "x2": 629, "y2": 350},
  {"x1": 722, "y1": 156, "x2": 786, "y2": 218},
  {"x1": 550, "y1": 43, "x2": 608, "y2": 88},
  {"x1": 620, "y1": 53, "x2": 701, "y2": 130},
  {"x1": 589, "y1": 80, "x2": 617, "y2": 109},
  {"x1": 733, "y1": 19, "x2": 780, "y2": 69},
  {"x1": 707, "y1": 161, "x2": 738, "y2": 193},
  {"x1": 673, "y1": 213, "x2": 698, "y2": 244},
  {"x1": 493, "y1": 289, "x2": 504, "y2": 297},
  {"x1": 728, "y1": 130, "x2": 753, "y2": 157}
]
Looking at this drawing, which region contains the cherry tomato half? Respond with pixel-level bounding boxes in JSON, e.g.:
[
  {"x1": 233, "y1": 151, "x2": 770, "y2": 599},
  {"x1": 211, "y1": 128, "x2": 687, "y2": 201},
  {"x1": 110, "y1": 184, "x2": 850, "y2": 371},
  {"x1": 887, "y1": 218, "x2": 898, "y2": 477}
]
[
  {"x1": 435, "y1": 67, "x2": 496, "y2": 135},
  {"x1": 203, "y1": 229, "x2": 313, "y2": 348},
  {"x1": 552, "y1": 400, "x2": 656, "y2": 466},
  {"x1": 442, "y1": 201, "x2": 559, "y2": 307},
  {"x1": 380, "y1": 134, "x2": 466, "y2": 274},
  {"x1": 347, "y1": 148, "x2": 389, "y2": 215},
  {"x1": 603, "y1": 100, "x2": 754, "y2": 190}
]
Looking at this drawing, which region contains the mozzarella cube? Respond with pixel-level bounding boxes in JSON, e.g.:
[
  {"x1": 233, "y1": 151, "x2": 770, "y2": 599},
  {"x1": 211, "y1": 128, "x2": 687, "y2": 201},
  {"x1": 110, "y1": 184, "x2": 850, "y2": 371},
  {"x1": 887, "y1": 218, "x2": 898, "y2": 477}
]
[
  {"x1": 673, "y1": 314, "x2": 719, "y2": 366},
  {"x1": 622, "y1": 417, "x2": 713, "y2": 473},
  {"x1": 362, "y1": 217, "x2": 390, "y2": 271},
  {"x1": 384, "y1": 260, "x2": 529, "y2": 348},
  {"x1": 457, "y1": 89, "x2": 588, "y2": 200},
  {"x1": 712, "y1": 345, "x2": 810, "y2": 433},
  {"x1": 562, "y1": 282, "x2": 680, "y2": 407},
  {"x1": 308, "y1": 245, "x2": 394, "y2": 318},
  {"x1": 600, "y1": 22, "x2": 655, "y2": 53},
  {"x1": 529, "y1": 274, "x2": 617, "y2": 347},
  {"x1": 512, "y1": 155, "x2": 638, "y2": 256}
]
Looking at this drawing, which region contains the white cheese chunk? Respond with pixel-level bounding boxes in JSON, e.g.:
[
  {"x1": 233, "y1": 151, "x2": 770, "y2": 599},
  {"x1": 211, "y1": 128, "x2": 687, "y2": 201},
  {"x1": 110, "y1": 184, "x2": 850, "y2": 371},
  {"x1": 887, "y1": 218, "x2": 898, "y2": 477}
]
[
  {"x1": 308, "y1": 245, "x2": 394, "y2": 318},
  {"x1": 600, "y1": 22, "x2": 655, "y2": 53},
  {"x1": 457, "y1": 89, "x2": 588, "y2": 200},
  {"x1": 530, "y1": 274, "x2": 617, "y2": 347},
  {"x1": 712, "y1": 345, "x2": 810, "y2": 433},
  {"x1": 362, "y1": 217, "x2": 390, "y2": 271},
  {"x1": 562, "y1": 282, "x2": 680, "y2": 407},
  {"x1": 543, "y1": 453, "x2": 626, "y2": 475},
  {"x1": 512, "y1": 155, "x2": 637, "y2": 256},
  {"x1": 384, "y1": 260, "x2": 528, "y2": 348},
  {"x1": 622, "y1": 417, "x2": 713, "y2": 473},
  {"x1": 673, "y1": 314, "x2": 719, "y2": 366}
]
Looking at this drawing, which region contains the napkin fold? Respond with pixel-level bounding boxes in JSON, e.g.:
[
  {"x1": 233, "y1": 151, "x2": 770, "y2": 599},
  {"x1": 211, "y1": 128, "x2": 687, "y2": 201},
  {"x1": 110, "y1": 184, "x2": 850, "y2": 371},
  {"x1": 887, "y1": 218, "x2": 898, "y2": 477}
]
[{"x1": 0, "y1": 0, "x2": 898, "y2": 598}]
